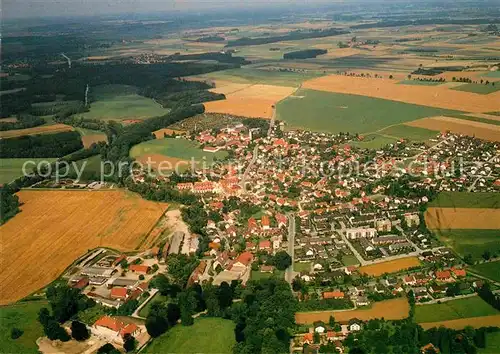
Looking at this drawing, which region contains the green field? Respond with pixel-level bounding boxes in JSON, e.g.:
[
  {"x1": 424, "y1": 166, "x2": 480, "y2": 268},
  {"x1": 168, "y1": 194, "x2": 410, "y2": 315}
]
[
  {"x1": 471, "y1": 261, "x2": 500, "y2": 283},
  {"x1": 398, "y1": 80, "x2": 443, "y2": 86},
  {"x1": 428, "y1": 192, "x2": 500, "y2": 208},
  {"x1": 294, "y1": 262, "x2": 312, "y2": 272},
  {"x1": 351, "y1": 134, "x2": 398, "y2": 149},
  {"x1": 378, "y1": 124, "x2": 438, "y2": 141},
  {"x1": 434, "y1": 229, "x2": 500, "y2": 261},
  {"x1": 479, "y1": 332, "x2": 500, "y2": 354},
  {"x1": 64, "y1": 155, "x2": 104, "y2": 181},
  {"x1": 144, "y1": 317, "x2": 236, "y2": 354},
  {"x1": 251, "y1": 270, "x2": 285, "y2": 280},
  {"x1": 485, "y1": 71, "x2": 500, "y2": 78},
  {"x1": 130, "y1": 138, "x2": 228, "y2": 164},
  {"x1": 342, "y1": 255, "x2": 360, "y2": 266},
  {"x1": 0, "y1": 300, "x2": 48, "y2": 354},
  {"x1": 139, "y1": 292, "x2": 168, "y2": 318},
  {"x1": 276, "y1": 89, "x2": 462, "y2": 134},
  {"x1": 415, "y1": 296, "x2": 499, "y2": 323},
  {"x1": 76, "y1": 84, "x2": 168, "y2": 121},
  {"x1": 76, "y1": 127, "x2": 105, "y2": 136},
  {"x1": 0, "y1": 158, "x2": 57, "y2": 184},
  {"x1": 192, "y1": 68, "x2": 321, "y2": 87},
  {"x1": 451, "y1": 83, "x2": 500, "y2": 94}
]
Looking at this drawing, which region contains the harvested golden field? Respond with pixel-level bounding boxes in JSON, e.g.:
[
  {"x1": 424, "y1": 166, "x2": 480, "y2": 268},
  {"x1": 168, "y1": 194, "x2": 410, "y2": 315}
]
[
  {"x1": 0, "y1": 190, "x2": 169, "y2": 305},
  {"x1": 153, "y1": 128, "x2": 186, "y2": 139},
  {"x1": 81, "y1": 134, "x2": 108, "y2": 148},
  {"x1": 209, "y1": 80, "x2": 253, "y2": 95},
  {"x1": 0, "y1": 124, "x2": 73, "y2": 139},
  {"x1": 296, "y1": 298, "x2": 409, "y2": 324},
  {"x1": 204, "y1": 84, "x2": 296, "y2": 118},
  {"x1": 358, "y1": 257, "x2": 421, "y2": 276},
  {"x1": 466, "y1": 113, "x2": 500, "y2": 122},
  {"x1": 0, "y1": 117, "x2": 18, "y2": 123},
  {"x1": 419, "y1": 314, "x2": 500, "y2": 330},
  {"x1": 425, "y1": 207, "x2": 500, "y2": 230},
  {"x1": 302, "y1": 75, "x2": 500, "y2": 112},
  {"x1": 406, "y1": 116, "x2": 500, "y2": 141}
]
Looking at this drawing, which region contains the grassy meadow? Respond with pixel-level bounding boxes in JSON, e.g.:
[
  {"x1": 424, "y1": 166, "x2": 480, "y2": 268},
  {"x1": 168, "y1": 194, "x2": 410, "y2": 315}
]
[
  {"x1": 0, "y1": 158, "x2": 57, "y2": 184},
  {"x1": 77, "y1": 84, "x2": 168, "y2": 121},
  {"x1": 0, "y1": 300, "x2": 48, "y2": 354},
  {"x1": 276, "y1": 89, "x2": 462, "y2": 134},
  {"x1": 415, "y1": 296, "x2": 499, "y2": 323},
  {"x1": 471, "y1": 261, "x2": 500, "y2": 283},
  {"x1": 144, "y1": 317, "x2": 236, "y2": 354},
  {"x1": 451, "y1": 83, "x2": 500, "y2": 94},
  {"x1": 434, "y1": 229, "x2": 500, "y2": 261}
]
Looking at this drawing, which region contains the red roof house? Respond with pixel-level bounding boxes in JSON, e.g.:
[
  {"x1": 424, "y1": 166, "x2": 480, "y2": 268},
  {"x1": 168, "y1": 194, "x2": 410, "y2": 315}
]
[
  {"x1": 110, "y1": 287, "x2": 128, "y2": 300},
  {"x1": 129, "y1": 264, "x2": 150, "y2": 274}
]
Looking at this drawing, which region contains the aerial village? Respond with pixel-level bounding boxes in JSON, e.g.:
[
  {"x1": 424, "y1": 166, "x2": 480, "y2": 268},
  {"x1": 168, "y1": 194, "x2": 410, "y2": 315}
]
[{"x1": 62, "y1": 120, "x2": 499, "y2": 352}]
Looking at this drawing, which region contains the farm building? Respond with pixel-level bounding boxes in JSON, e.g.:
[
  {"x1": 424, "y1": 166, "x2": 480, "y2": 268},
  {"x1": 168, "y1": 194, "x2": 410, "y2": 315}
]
[{"x1": 92, "y1": 316, "x2": 142, "y2": 344}]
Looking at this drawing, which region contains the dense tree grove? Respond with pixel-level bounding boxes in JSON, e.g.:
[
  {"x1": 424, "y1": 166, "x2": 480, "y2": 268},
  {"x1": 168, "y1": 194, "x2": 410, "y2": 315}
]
[
  {"x1": 478, "y1": 283, "x2": 500, "y2": 311},
  {"x1": 0, "y1": 131, "x2": 83, "y2": 158},
  {"x1": 226, "y1": 28, "x2": 347, "y2": 47},
  {"x1": 283, "y1": 49, "x2": 327, "y2": 59},
  {"x1": 0, "y1": 186, "x2": 20, "y2": 224},
  {"x1": 0, "y1": 113, "x2": 45, "y2": 131},
  {"x1": 70, "y1": 321, "x2": 90, "y2": 341}
]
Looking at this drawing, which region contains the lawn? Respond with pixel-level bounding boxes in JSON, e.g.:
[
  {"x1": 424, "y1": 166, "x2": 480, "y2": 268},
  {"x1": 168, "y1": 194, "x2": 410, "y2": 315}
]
[
  {"x1": 192, "y1": 67, "x2": 321, "y2": 87},
  {"x1": 76, "y1": 84, "x2": 168, "y2": 121},
  {"x1": 130, "y1": 138, "x2": 228, "y2": 163},
  {"x1": 434, "y1": 229, "x2": 500, "y2": 261},
  {"x1": 479, "y1": 331, "x2": 500, "y2": 354},
  {"x1": 379, "y1": 124, "x2": 438, "y2": 142},
  {"x1": 398, "y1": 80, "x2": 443, "y2": 86},
  {"x1": 341, "y1": 255, "x2": 360, "y2": 266},
  {"x1": 415, "y1": 296, "x2": 499, "y2": 323},
  {"x1": 471, "y1": 261, "x2": 500, "y2": 283},
  {"x1": 451, "y1": 83, "x2": 500, "y2": 94},
  {"x1": 251, "y1": 270, "x2": 285, "y2": 280},
  {"x1": 144, "y1": 317, "x2": 236, "y2": 354},
  {"x1": 428, "y1": 192, "x2": 500, "y2": 208},
  {"x1": 0, "y1": 158, "x2": 57, "y2": 184},
  {"x1": 0, "y1": 300, "x2": 48, "y2": 354},
  {"x1": 276, "y1": 89, "x2": 462, "y2": 134},
  {"x1": 139, "y1": 292, "x2": 168, "y2": 318},
  {"x1": 294, "y1": 262, "x2": 312, "y2": 272}
]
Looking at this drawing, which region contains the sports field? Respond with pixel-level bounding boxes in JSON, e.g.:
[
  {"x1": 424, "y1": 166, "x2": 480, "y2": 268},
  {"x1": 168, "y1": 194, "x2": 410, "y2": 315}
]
[
  {"x1": 358, "y1": 257, "x2": 421, "y2": 276},
  {"x1": 415, "y1": 296, "x2": 499, "y2": 323},
  {"x1": 0, "y1": 300, "x2": 48, "y2": 354},
  {"x1": 295, "y1": 297, "x2": 409, "y2": 324},
  {"x1": 428, "y1": 192, "x2": 500, "y2": 209},
  {"x1": 432, "y1": 229, "x2": 500, "y2": 261},
  {"x1": 144, "y1": 318, "x2": 236, "y2": 354},
  {"x1": 276, "y1": 89, "x2": 461, "y2": 134},
  {"x1": 77, "y1": 84, "x2": 168, "y2": 121},
  {"x1": 0, "y1": 190, "x2": 168, "y2": 304},
  {"x1": 130, "y1": 138, "x2": 228, "y2": 171},
  {"x1": 471, "y1": 261, "x2": 500, "y2": 282},
  {"x1": 0, "y1": 158, "x2": 57, "y2": 184}
]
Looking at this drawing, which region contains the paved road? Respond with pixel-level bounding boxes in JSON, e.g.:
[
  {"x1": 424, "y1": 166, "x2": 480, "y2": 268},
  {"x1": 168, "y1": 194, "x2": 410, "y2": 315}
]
[
  {"x1": 285, "y1": 213, "x2": 296, "y2": 284},
  {"x1": 131, "y1": 288, "x2": 158, "y2": 319}
]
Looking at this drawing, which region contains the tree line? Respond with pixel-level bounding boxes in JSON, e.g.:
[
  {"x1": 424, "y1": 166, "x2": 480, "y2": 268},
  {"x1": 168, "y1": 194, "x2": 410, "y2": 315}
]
[
  {"x1": 0, "y1": 131, "x2": 83, "y2": 158},
  {"x1": 283, "y1": 49, "x2": 327, "y2": 60},
  {"x1": 0, "y1": 113, "x2": 45, "y2": 131},
  {"x1": 226, "y1": 28, "x2": 347, "y2": 47}
]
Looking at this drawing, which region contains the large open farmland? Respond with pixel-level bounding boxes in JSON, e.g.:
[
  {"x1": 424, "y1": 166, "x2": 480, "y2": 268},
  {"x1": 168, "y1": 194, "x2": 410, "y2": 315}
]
[
  {"x1": 419, "y1": 315, "x2": 500, "y2": 330},
  {"x1": 76, "y1": 84, "x2": 168, "y2": 122},
  {"x1": 302, "y1": 75, "x2": 500, "y2": 113},
  {"x1": 407, "y1": 116, "x2": 500, "y2": 141},
  {"x1": 428, "y1": 192, "x2": 500, "y2": 209},
  {"x1": 415, "y1": 296, "x2": 499, "y2": 324},
  {"x1": 144, "y1": 318, "x2": 236, "y2": 354},
  {"x1": 0, "y1": 190, "x2": 168, "y2": 304},
  {"x1": 432, "y1": 229, "x2": 500, "y2": 261},
  {"x1": 0, "y1": 124, "x2": 74, "y2": 139},
  {"x1": 358, "y1": 257, "x2": 421, "y2": 276},
  {"x1": 130, "y1": 138, "x2": 228, "y2": 171},
  {"x1": 425, "y1": 207, "x2": 500, "y2": 230},
  {"x1": 204, "y1": 84, "x2": 296, "y2": 119},
  {"x1": 0, "y1": 158, "x2": 57, "y2": 184},
  {"x1": 276, "y1": 89, "x2": 460, "y2": 134},
  {"x1": 295, "y1": 298, "x2": 409, "y2": 324}
]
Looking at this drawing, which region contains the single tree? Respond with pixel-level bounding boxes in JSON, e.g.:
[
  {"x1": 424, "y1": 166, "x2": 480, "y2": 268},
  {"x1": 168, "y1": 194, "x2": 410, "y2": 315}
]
[
  {"x1": 10, "y1": 328, "x2": 24, "y2": 340},
  {"x1": 123, "y1": 334, "x2": 136, "y2": 352},
  {"x1": 273, "y1": 251, "x2": 292, "y2": 271},
  {"x1": 71, "y1": 321, "x2": 90, "y2": 341}
]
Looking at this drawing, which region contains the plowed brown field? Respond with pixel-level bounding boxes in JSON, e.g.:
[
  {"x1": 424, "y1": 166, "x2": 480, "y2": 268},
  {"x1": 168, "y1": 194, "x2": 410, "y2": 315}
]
[
  {"x1": 358, "y1": 257, "x2": 421, "y2": 276},
  {"x1": 406, "y1": 116, "x2": 500, "y2": 141},
  {"x1": 135, "y1": 153, "x2": 189, "y2": 172},
  {"x1": 302, "y1": 75, "x2": 500, "y2": 112},
  {"x1": 204, "y1": 84, "x2": 296, "y2": 118},
  {"x1": 0, "y1": 190, "x2": 168, "y2": 305},
  {"x1": 419, "y1": 314, "x2": 500, "y2": 330},
  {"x1": 296, "y1": 298, "x2": 410, "y2": 324},
  {"x1": 0, "y1": 124, "x2": 74, "y2": 139},
  {"x1": 425, "y1": 207, "x2": 500, "y2": 230},
  {"x1": 81, "y1": 134, "x2": 108, "y2": 148}
]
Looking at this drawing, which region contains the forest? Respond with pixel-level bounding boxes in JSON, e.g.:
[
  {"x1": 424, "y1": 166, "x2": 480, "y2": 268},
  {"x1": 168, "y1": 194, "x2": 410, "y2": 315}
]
[
  {"x1": 226, "y1": 28, "x2": 347, "y2": 47},
  {"x1": 0, "y1": 131, "x2": 83, "y2": 158},
  {"x1": 284, "y1": 49, "x2": 328, "y2": 60}
]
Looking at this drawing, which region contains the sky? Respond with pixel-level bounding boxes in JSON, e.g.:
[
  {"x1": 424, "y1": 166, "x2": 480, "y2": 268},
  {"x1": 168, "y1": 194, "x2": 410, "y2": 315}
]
[{"x1": 3, "y1": 0, "x2": 336, "y2": 19}]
